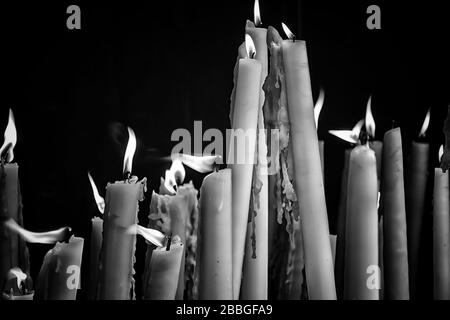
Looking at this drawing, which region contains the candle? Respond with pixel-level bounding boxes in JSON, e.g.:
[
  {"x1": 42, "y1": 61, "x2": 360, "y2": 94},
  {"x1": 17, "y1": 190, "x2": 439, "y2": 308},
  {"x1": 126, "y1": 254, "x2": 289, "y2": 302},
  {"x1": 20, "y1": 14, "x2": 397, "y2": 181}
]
[
  {"x1": 344, "y1": 145, "x2": 379, "y2": 300},
  {"x1": 144, "y1": 239, "x2": 184, "y2": 300},
  {"x1": 2, "y1": 268, "x2": 33, "y2": 300},
  {"x1": 197, "y1": 168, "x2": 233, "y2": 299},
  {"x1": 241, "y1": 2, "x2": 269, "y2": 299},
  {"x1": 98, "y1": 127, "x2": 147, "y2": 300},
  {"x1": 35, "y1": 236, "x2": 84, "y2": 300},
  {"x1": 0, "y1": 109, "x2": 31, "y2": 292},
  {"x1": 433, "y1": 165, "x2": 450, "y2": 299},
  {"x1": 405, "y1": 110, "x2": 430, "y2": 298},
  {"x1": 280, "y1": 23, "x2": 336, "y2": 299},
  {"x1": 335, "y1": 149, "x2": 351, "y2": 299},
  {"x1": 87, "y1": 216, "x2": 102, "y2": 300},
  {"x1": 228, "y1": 34, "x2": 262, "y2": 299},
  {"x1": 148, "y1": 177, "x2": 199, "y2": 300},
  {"x1": 381, "y1": 128, "x2": 409, "y2": 299},
  {"x1": 86, "y1": 172, "x2": 105, "y2": 300},
  {"x1": 262, "y1": 26, "x2": 302, "y2": 300}
]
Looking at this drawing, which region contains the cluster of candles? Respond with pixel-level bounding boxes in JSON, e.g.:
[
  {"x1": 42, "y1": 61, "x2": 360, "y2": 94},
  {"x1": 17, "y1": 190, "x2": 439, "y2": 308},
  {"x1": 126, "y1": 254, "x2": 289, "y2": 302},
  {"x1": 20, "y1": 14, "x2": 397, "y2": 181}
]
[{"x1": 1, "y1": 0, "x2": 449, "y2": 300}]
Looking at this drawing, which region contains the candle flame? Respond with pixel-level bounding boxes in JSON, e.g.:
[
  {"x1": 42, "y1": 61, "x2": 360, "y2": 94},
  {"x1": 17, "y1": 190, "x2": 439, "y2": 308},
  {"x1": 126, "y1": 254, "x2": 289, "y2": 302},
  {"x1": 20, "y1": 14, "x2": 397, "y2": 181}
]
[
  {"x1": 126, "y1": 224, "x2": 166, "y2": 247},
  {"x1": 171, "y1": 153, "x2": 222, "y2": 173},
  {"x1": 418, "y1": 108, "x2": 431, "y2": 138},
  {"x1": 281, "y1": 22, "x2": 295, "y2": 40},
  {"x1": 314, "y1": 88, "x2": 325, "y2": 130},
  {"x1": 328, "y1": 119, "x2": 364, "y2": 144},
  {"x1": 365, "y1": 96, "x2": 376, "y2": 138},
  {"x1": 10, "y1": 267, "x2": 27, "y2": 290},
  {"x1": 87, "y1": 172, "x2": 105, "y2": 214},
  {"x1": 377, "y1": 192, "x2": 381, "y2": 210},
  {"x1": 254, "y1": 0, "x2": 262, "y2": 26},
  {"x1": 439, "y1": 145, "x2": 444, "y2": 162},
  {"x1": 163, "y1": 158, "x2": 186, "y2": 194},
  {"x1": 245, "y1": 34, "x2": 256, "y2": 59},
  {"x1": 0, "y1": 109, "x2": 17, "y2": 163},
  {"x1": 123, "y1": 127, "x2": 137, "y2": 176},
  {"x1": 4, "y1": 218, "x2": 71, "y2": 244}
]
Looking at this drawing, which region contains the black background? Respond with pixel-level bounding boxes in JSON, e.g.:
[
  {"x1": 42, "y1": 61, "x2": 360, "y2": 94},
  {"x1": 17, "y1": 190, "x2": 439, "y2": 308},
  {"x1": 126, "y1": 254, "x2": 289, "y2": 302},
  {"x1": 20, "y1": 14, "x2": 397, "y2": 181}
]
[{"x1": 1, "y1": 0, "x2": 450, "y2": 299}]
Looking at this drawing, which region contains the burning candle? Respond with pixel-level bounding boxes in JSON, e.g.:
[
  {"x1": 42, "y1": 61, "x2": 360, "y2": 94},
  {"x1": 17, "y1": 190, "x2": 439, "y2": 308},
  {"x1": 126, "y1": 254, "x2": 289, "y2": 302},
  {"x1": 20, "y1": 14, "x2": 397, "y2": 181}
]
[
  {"x1": 198, "y1": 168, "x2": 233, "y2": 299},
  {"x1": 144, "y1": 237, "x2": 184, "y2": 300},
  {"x1": 4, "y1": 219, "x2": 81, "y2": 300},
  {"x1": 329, "y1": 119, "x2": 364, "y2": 299},
  {"x1": 98, "y1": 127, "x2": 147, "y2": 300},
  {"x1": 35, "y1": 236, "x2": 84, "y2": 300},
  {"x1": 148, "y1": 158, "x2": 199, "y2": 300},
  {"x1": 2, "y1": 267, "x2": 33, "y2": 300},
  {"x1": 241, "y1": 1, "x2": 269, "y2": 300},
  {"x1": 433, "y1": 147, "x2": 450, "y2": 300},
  {"x1": 281, "y1": 23, "x2": 336, "y2": 299},
  {"x1": 381, "y1": 128, "x2": 409, "y2": 299},
  {"x1": 228, "y1": 34, "x2": 262, "y2": 299},
  {"x1": 0, "y1": 109, "x2": 31, "y2": 292},
  {"x1": 405, "y1": 109, "x2": 430, "y2": 298},
  {"x1": 344, "y1": 145, "x2": 379, "y2": 300},
  {"x1": 86, "y1": 172, "x2": 105, "y2": 300}
]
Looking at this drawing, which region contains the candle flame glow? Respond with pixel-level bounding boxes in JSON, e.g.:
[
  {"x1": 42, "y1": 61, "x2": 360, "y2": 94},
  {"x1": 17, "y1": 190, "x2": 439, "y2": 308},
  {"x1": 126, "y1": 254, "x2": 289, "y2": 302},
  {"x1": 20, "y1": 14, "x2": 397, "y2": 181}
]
[
  {"x1": 281, "y1": 22, "x2": 295, "y2": 40},
  {"x1": 171, "y1": 153, "x2": 222, "y2": 173},
  {"x1": 0, "y1": 109, "x2": 17, "y2": 163},
  {"x1": 439, "y1": 145, "x2": 444, "y2": 162},
  {"x1": 314, "y1": 88, "x2": 325, "y2": 130},
  {"x1": 4, "y1": 218, "x2": 70, "y2": 244},
  {"x1": 10, "y1": 267, "x2": 27, "y2": 290},
  {"x1": 123, "y1": 127, "x2": 137, "y2": 176},
  {"x1": 254, "y1": 0, "x2": 262, "y2": 26},
  {"x1": 328, "y1": 119, "x2": 364, "y2": 144},
  {"x1": 418, "y1": 108, "x2": 431, "y2": 138},
  {"x1": 365, "y1": 96, "x2": 376, "y2": 138},
  {"x1": 127, "y1": 224, "x2": 166, "y2": 248},
  {"x1": 163, "y1": 158, "x2": 186, "y2": 194},
  {"x1": 245, "y1": 34, "x2": 256, "y2": 59},
  {"x1": 87, "y1": 172, "x2": 105, "y2": 214}
]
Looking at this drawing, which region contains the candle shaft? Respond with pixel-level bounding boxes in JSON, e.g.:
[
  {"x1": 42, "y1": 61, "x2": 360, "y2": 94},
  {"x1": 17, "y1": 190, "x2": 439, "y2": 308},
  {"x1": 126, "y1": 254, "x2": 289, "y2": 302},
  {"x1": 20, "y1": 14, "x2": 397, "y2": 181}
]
[
  {"x1": 405, "y1": 142, "x2": 429, "y2": 298},
  {"x1": 344, "y1": 146, "x2": 379, "y2": 300},
  {"x1": 198, "y1": 169, "x2": 233, "y2": 299},
  {"x1": 335, "y1": 149, "x2": 351, "y2": 299},
  {"x1": 381, "y1": 128, "x2": 409, "y2": 299},
  {"x1": 433, "y1": 169, "x2": 450, "y2": 299},
  {"x1": 144, "y1": 243, "x2": 184, "y2": 300},
  {"x1": 98, "y1": 179, "x2": 145, "y2": 300},
  {"x1": 229, "y1": 57, "x2": 262, "y2": 299},
  {"x1": 87, "y1": 217, "x2": 103, "y2": 300},
  {"x1": 282, "y1": 39, "x2": 336, "y2": 300}
]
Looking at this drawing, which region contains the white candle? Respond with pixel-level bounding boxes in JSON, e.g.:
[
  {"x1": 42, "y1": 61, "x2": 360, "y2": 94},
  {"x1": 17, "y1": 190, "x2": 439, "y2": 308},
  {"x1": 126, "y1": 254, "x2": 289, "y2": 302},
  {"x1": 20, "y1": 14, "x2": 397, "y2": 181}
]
[
  {"x1": 433, "y1": 168, "x2": 450, "y2": 299},
  {"x1": 381, "y1": 128, "x2": 409, "y2": 299},
  {"x1": 228, "y1": 34, "x2": 262, "y2": 299},
  {"x1": 241, "y1": 15, "x2": 269, "y2": 300},
  {"x1": 281, "y1": 24, "x2": 336, "y2": 299},
  {"x1": 344, "y1": 145, "x2": 379, "y2": 300},
  {"x1": 198, "y1": 169, "x2": 233, "y2": 299}
]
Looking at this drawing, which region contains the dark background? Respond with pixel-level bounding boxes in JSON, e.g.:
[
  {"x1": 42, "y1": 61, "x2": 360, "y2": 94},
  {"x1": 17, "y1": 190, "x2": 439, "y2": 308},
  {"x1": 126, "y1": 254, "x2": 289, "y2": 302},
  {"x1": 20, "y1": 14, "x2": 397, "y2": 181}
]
[{"x1": 1, "y1": 0, "x2": 449, "y2": 299}]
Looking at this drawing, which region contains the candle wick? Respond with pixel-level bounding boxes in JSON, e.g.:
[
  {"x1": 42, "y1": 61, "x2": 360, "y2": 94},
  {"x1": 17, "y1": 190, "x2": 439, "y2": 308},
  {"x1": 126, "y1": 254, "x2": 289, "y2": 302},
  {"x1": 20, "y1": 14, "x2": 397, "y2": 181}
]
[
  {"x1": 124, "y1": 171, "x2": 131, "y2": 183},
  {"x1": 166, "y1": 233, "x2": 172, "y2": 251},
  {"x1": 64, "y1": 227, "x2": 73, "y2": 243},
  {"x1": 392, "y1": 120, "x2": 395, "y2": 129}
]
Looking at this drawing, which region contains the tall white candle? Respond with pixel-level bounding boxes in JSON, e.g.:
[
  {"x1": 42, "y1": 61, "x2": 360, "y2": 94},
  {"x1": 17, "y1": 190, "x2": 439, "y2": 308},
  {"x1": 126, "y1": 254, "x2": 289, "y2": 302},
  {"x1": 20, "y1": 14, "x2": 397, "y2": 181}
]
[
  {"x1": 281, "y1": 24, "x2": 336, "y2": 299},
  {"x1": 241, "y1": 15, "x2": 269, "y2": 300},
  {"x1": 344, "y1": 145, "x2": 379, "y2": 300},
  {"x1": 228, "y1": 35, "x2": 262, "y2": 299},
  {"x1": 198, "y1": 169, "x2": 233, "y2": 299},
  {"x1": 433, "y1": 168, "x2": 450, "y2": 299}
]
